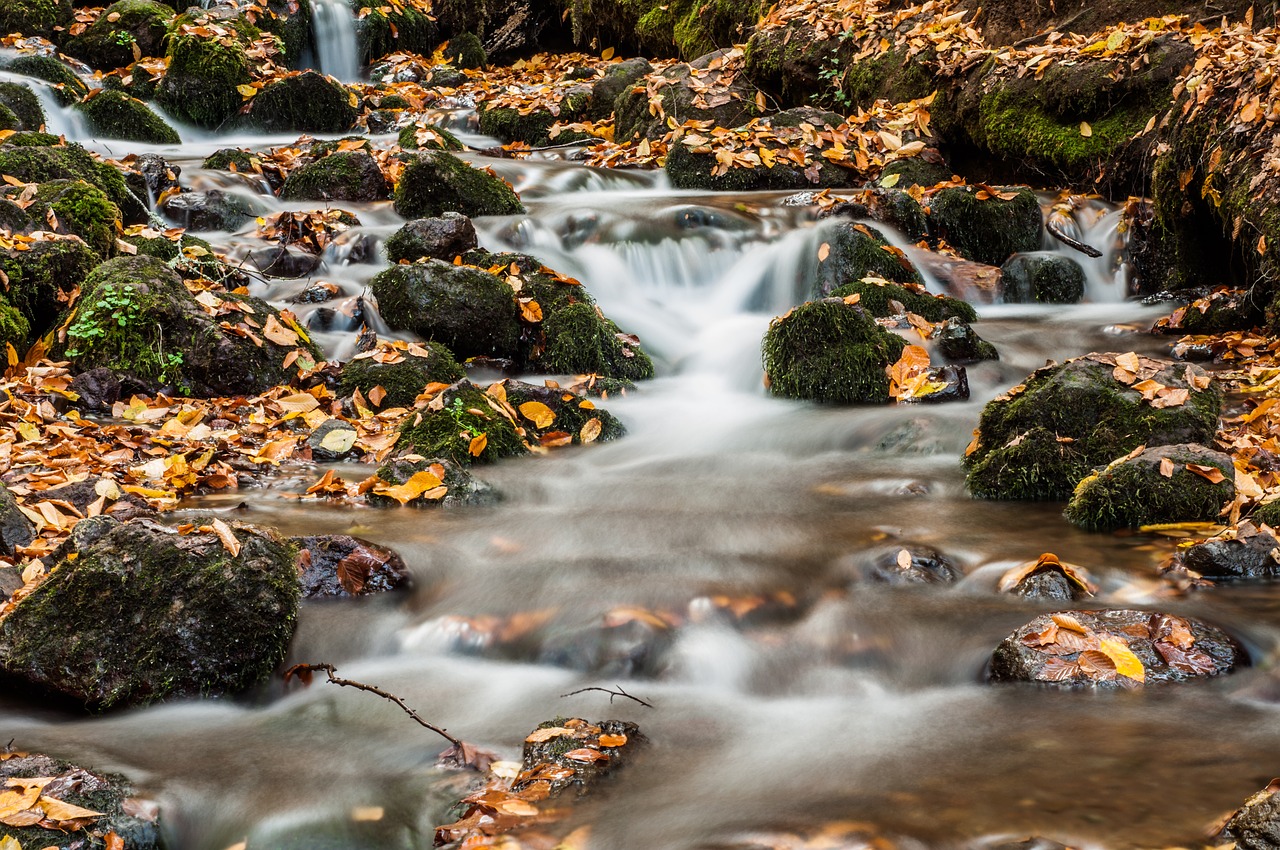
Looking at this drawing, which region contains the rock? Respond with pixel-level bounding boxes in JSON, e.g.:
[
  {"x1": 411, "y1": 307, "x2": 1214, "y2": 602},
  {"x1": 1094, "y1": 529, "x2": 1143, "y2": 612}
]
[
  {"x1": 385, "y1": 213, "x2": 478, "y2": 263},
  {"x1": 134, "y1": 152, "x2": 181, "y2": 199},
  {"x1": 3, "y1": 179, "x2": 122, "y2": 258},
  {"x1": 369, "y1": 455, "x2": 494, "y2": 506},
  {"x1": 1064, "y1": 443, "x2": 1235, "y2": 531},
  {"x1": 294, "y1": 535, "x2": 410, "y2": 598},
  {"x1": 157, "y1": 22, "x2": 252, "y2": 130},
  {"x1": 248, "y1": 245, "x2": 322, "y2": 278},
  {"x1": 1001, "y1": 251, "x2": 1086, "y2": 304},
  {"x1": 0, "y1": 752, "x2": 160, "y2": 849},
  {"x1": 0, "y1": 236, "x2": 100, "y2": 337},
  {"x1": 927, "y1": 186, "x2": 1043, "y2": 267},
  {"x1": 36, "y1": 476, "x2": 156, "y2": 522},
  {"x1": 1215, "y1": 780, "x2": 1280, "y2": 848},
  {"x1": 0, "y1": 483, "x2": 35, "y2": 556},
  {"x1": 74, "y1": 89, "x2": 180, "y2": 144},
  {"x1": 306, "y1": 418, "x2": 360, "y2": 462},
  {"x1": 0, "y1": 296, "x2": 28, "y2": 351},
  {"x1": 539, "y1": 614, "x2": 674, "y2": 677},
  {"x1": 1155, "y1": 287, "x2": 1267, "y2": 335},
  {"x1": 355, "y1": 0, "x2": 439, "y2": 63},
  {"x1": 762, "y1": 297, "x2": 907, "y2": 404},
  {"x1": 279, "y1": 151, "x2": 388, "y2": 203},
  {"x1": 829, "y1": 279, "x2": 976, "y2": 323},
  {"x1": 988, "y1": 609, "x2": 1242, "y2": 688},
  {"x1": 0, "y1": 566, "x2": 22, "y2": 601},
  {"x1": 69, "y1": 366, "x2": 123, "y2": 411},
  {"x1": 814, "y1": 221, "x2": 925, "y2": 297},
  {"x1": 394, "y1": 380, "x2": 528, "y2": 465},
  {"x1": 0, "y1": 0, "x2": 71, "y2": 41},
  {"x1": 337, "y1": 342, "x2": 465, "y2": 407},
  {"x1": 561, "y1": 0, "x2": 759, "y2": 60},
  {"x1": 868, "y1": 544, "x2": 961, "y2": 585},
  {"x1": 1000, "y1": 554, "x2": 1095, "y2": 603},
  {"x1": 1175, "y1": 521, "x2": 1280, "y2": 581},
  {"x1": 585, "y1": 57, "x2": 651, "y2": 120},
  {"x1": 65, "y1": 0, "x2": 171, "y2": 71},
  {"x1": 0, "y1": 140, "x2": 146, "y2": 223},
  {"x1": 244, "y1": 71, "x2": 358, "y2": 134},
  {"x1": 161, "y1": 189, "x2": 259, "y2": 232},
  {"x1": 505, "y1": 379, "x2": 627, "y2": 443},
  {"x1": 0, "y1": 516, "x2": 300, "y2": 709},
  {"x1": 393, "y1": 150, "x2": 525, "y2": 219},
  {"x1": 371, "y1": 259, "x2": 521, "y2": 359},
  {"x1": 4, "y1": 54, "x2": 89, "y2": 104},
  {"x1": 937, "y1": 316, "x2": 999, "y2": 363},
  {"x1": 615, "y1": 49, "x2": 757, "y2": 142},
  {"x1": 479, "y1": 88, "x2": 592, "y2": 147},
  {"x1": 964, "y1": 352, "x2": 1221, "y2": 501},
  {"x1": 396, "y1": 122, "x2": 465, "y2": 151},
  {"x1": 0, "y1": 83, "x2": 44, "y2": 132},
  {"x1": 55, "y1": 255, "x2": 324, "y2": 397}
]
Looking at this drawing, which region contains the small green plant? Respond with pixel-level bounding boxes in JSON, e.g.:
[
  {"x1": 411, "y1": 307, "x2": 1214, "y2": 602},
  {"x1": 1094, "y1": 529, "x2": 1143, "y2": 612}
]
[
  {"x1": 112, "y1": 30, "x2": 137, "y2": 47},
  {"x1": 65, "y1": 286, "x2": 184, "y2": 384}
]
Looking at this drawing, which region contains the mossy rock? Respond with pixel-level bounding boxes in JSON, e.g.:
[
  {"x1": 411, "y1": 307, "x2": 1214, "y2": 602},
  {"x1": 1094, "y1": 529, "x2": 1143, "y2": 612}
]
[
  {"x1": 157, "y1": 26, "x2": 252, "y2": 129},
  {"x1": 878, "y1": 157, "x2": 952, "y2": 189},
  {"x1": 65, "y1": 0, "x2": 172, "y2": 71},
  {"x1": 385, "y1": 212, "x2": 477, "y2": 263},
  {"x1": 0, "y1": 296, "x2": 31, "y2": 352},
  {"x1": 371, "y1": 259, "x2": 521, "y2": 360},
  {"x1": 161, "y1": 189, "x2": 260, "y2": 232},
  {"x1": 393, "y1": 150, "x2": 525, "y2": 219},
  {"x1": 586, "y1": 57, "x2": 651, "y2": 120},
  {"x1": 369, "y1": 455, "x2": 494, "y2": 507},
  {"x1": 561, "y1": 0, "x2": 760, "y2": 61},
  {"x1": 0, "y1": 140, "x2": 147, "y2": 223},
  {"x1": 614, "y1": 50, "x2": 757, "y2": 141},
  {"x1": 830, "y1": 279, "x2": 976, "y2": 323},
  {"x1": 203, "y1": 147, "x2": 256, "y2": 172},
  {"x1": 0, "y1": 515, "x2": 299, "y2": 709},
  {"x1": 354, "y1": 0, "x2": 437, "y2": 63},
  {"x1": 3, "y1": 54, "x2": 89, "y2": 104},
  {"x1": 479, "y1": 91, "x2": 591, "y2": 148},
  {"x1": 539, "y1": 301, "x2": 654, "y2": 381},
  {"x1": 841, "y1": 48, "x2": 935, "y2": 111},
  {"x1": 443, "y1": 31, "x2": 485, "y2": 69},
  {"x1": 815, "y1": 221, "x2": 925, "y2": 297},
  {"x1": 964, "y1": 353, "x2": 1222, "y2": 501},
  {"x1": 338, "y1": 342, "x2": 465, "y2": 407},
  {"x1": 54, "y1": 255, "x2": 323, "y2": 396},
  {"x1": 0, "y1": 0, "x2": 72, "y2": 39},
  {"x1": 927, "y1": 186, "x2": 1042, "y2": 266},
  {"x1": 1001, "y1": 251, "x2": 1086, "y2": 304},
  {"x1": 0, "y1": 104, "x2": 19, "y2": 132},
  {"x1": 279, "y1": 150, "x2": 389, "y2": 202},
  {"x1": 0, "y1": 236, "x2": 99, "y2": 337},
  {"x1": 397, "y1": 122, "x2": 465, "y2": 151},
  {"x1": 74, "y1": 89, "x2": 180, "y2": 143},
  {"x1": 118, "y1": 230, "x2": 225, "y2": 284},
  {"x1": 742, "y1": 19, "x2": 836, "y2": 109},
  {"x1": 665, "y1": 125, "x2": 855, "y2": 191},
  {"x1": 244, "y1": 71, "x2": 358, "y2": 134},
  {"x1": 762, "y1": 298, "x2": 908, "y2": 404},
  {"x1": 255, "y1": 0, "x2": 311, "y2": 69},
  {"x1": 1162, "y1": 289, "x2": 1266, "y2": 334},
  {"x1": 394, "y1": 379, "x2": 528, "y2": 465},
  {"x1": 17, "y1": 179, "x2": 123, "y2": 258},
  {"x1": 936, "y1": 316, "x2": 999, "y2": 363},
  {"x1": 1064, "y1": 443, "x2": 1235, "y2": 531},
  {"x1": 505, "y1": 379, "x2": 627, "y2": 443},
  {"x1": 0, "y1": 82, "x2": 46, "y2": 131}
]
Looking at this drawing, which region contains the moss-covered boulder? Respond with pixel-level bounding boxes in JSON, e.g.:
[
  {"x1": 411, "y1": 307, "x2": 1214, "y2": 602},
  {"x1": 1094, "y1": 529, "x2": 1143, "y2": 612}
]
[
  {"x1": 74, "y1": 89, "x2": 180, "y2": 144},
  {"x1": 936, "y1": 315, "x2": 998, "y2": 363},
  {"x1": 0, "y1": 752, "x2": 160, "y2": 849},
  {"x1": 561, "y1": 0, "x2": 760, "y2": 61},
  {"x1": 9, "y1": 179, "x2": 123, "y2": 258},
  {"x1": 371, "y1": 259, "x2": 520, "y2": 359},
  {"x1": 0, "y1": 297, "x2": 30, "y2": 351},
  {"x1": 55, "y1": 255, "x2": 323, "y2": 396},
  {"x1": 828, "y1": 278, "x2": 974, "y2": 323},
  {"x1": 243, "y1": 71, "x2": 357, "y2": 134},
  {"x1": 0, "y1": 235, "x2": 99, "y2": 337},
  {"x1": 814, "y1": 222, "x2": 924, "y2": 297},
  {"x1": 0, "y1": 516, "x2": 299, "y2": 709},
  {"x1": 368, "y1": 455, "x2": 493, "y2": 507},
  {"x1": 354, "y1": 0, "x2": 438, "y2": 63},
  {"x1": 393, "y1": 150, "x2": 525, "y2": 219},
  {"x1": 279, "y1": 150, "x2": 389, "y2": 202},
  {"x1": 395, "y1": 379, "x2": 529, "y2": 465},
  {"x1": 614, "y1": 50, "x2": 757, "y2": 142},
  {"x1": 203, "y1": 147, "x2": 256, "y2": 172},
  {"x1": 337, "y1": 342, "x2": 465, "y2": 407},
  {"x1": 585, "y1": 57, "x2": 651, "y2": 120},
  {"x1": 506, "y1": 379, "x2": 627, "y2": 445},
  {"x1": 385, "y1": 212, "x2": 477, "y2": 263},
  {"x1": 0, "y1": 140, "x2": 146, "y2": 223},
  {"x1": 397, "y1": 122, "x2": 465, "y2": 151},
  {"x1": 763, "y1": 297, "x2": 907, "y2": 404},
  {"x1": 1064, "y1": 443, "x2": 1235, "y2": 531},
  {"x1": 1155, "y1": 288, "x2": 1266, "y2": 335},
  {"x1": 3, "y1": 54, "x2": 89, "y2": 104},
  {"x1": 443, "y1": 31, "x2": 485, "y2": 69},
  {"x1": 0, "y1": 0, "x2": 72, "y2": 39},
  {"x1": 65, "y1": 0, "x2": 172, "y2": 70},
  {"x1": 927, "y1": 186, "x2": 1043, "y2": 267},
  {"x1": 0, "y1": 82, "x2": 46, "y2": 131},
  {"x1": 1000, "y1": 251, "x2": 1086, "y2": 304},
  {"x1": 157, "y1": 24, "x2": 252, "y2": 129},
  {"x1": 479, "y1": 89, "x2": 592, "y2": 148},
  {"x1": 964, "y1": 353, "x2": 1222, "y2": 501}
]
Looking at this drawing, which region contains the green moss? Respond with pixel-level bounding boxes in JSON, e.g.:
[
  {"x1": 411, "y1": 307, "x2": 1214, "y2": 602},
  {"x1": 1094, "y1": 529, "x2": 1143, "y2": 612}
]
[
  {"x1": 354, "y1": 1, "x2": 437, "y2": 63},
  {"x1": 540, "y1": 302, "x2": 655, "y2": 381},
  {"x1": 1252, "y1": 500, "x2": 1280, "y2": 527},
  {"x1": 815, "y1": 222, "x2": 924, "y2": 296},
  {"x1": 256, "y1": 0, "x2": 311, "y2": 68},
  {"x1": 279, "y1": 150, "x2": 389, "y2": 202},
  {"x1": 0, "y1": 237, "x2": 99, "y2": 337},
  {"x1": 4, "y1": 55, "x2": 89, "y2": 105},
  {"x1": 157, "y1": 28, "x2": 252, "y2": 129},
  {"x1": 30, "y1": 179, "x2": 122, "y2": 258},
  {"x1": 0, "y1": 0, "x2": 71, "y2": 39},
  {"x1": 371, "y1": 259, "x2": 521, "y2": 359},
  {"x1": 506, "y1": 381, "x2": 627, "y2": 443},
  {"x1": 1064, "y1": 444, "x2": 1235, "y2": 531},
  {"x1": 563, "y1": 0, "x2": 759, "y2": 61},
  {"x1": 1000, "y1": 252, "x2": 1086, "y2": 304},
  {"x1": 0, "y1": 296, "x2": 30, "y2": 352},
  {"x1": 338, "y1": 343, "x2": 465, "y2": 407},
  {"x1": 66, "y1": 0, "x2": 172, "y2": 71},
  {"x1": 480, "y1": 106, "x2": 568, "y2": 148},
  {"x1": 0, "y1": 82, "x2": 46, "y2": 131},
  {"x1": 0, "y1": 105, "x2": 17, "y2": 132},
  {"x1": 203, "y1": 148, "x2": 256, "y2": 171},
  {"x1": 0, "y1": 142, "x2": 141, "y2": 222},
  {"x1": 926, "y1": 187, "x2": 1042, "y2": 266},
  {"x1": 443, "y1": 31, "x2": 485, "y2": 69},
  {"x1": 830, "y1": 279, "x2": 977, "y2": 322},
  {"x1": 762, "y1": 298, "x2": 907, "y2": 404},
  {"x1": 395, "y1": 380, "x2": 528, "y2": 465},
  {"x1": 878, "y1": 157, "x2": 952, "y2": 189},
  {"x1": 393, "y1": 150, "x2": 524, "y2": 219},
  {"x1": 964, "y1": 356, "x2": 1223, "y2": 501},
  {"x1": 245, "y1": 71, "x2": 357, "y2": 134},
  {"x1": 842, "y1": 49, "x2": 934, "y2": 110},
  {"x1": 74, "y1": 89, "x2": 179, "y2": 143}
]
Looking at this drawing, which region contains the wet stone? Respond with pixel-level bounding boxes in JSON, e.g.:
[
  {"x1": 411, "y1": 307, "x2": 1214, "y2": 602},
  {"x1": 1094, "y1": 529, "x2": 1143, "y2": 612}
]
[
  {"x1": 538, "y1": 611, "x2": 674, "y2": 678},
  {"x1": 161, "y1": 190, "x2": 260, "y2": 232},
  {"x1": 248, "y1": 245, "x2": 322, "y2": 279},
  {"x1": 294, "y1": 535, "x2": 411, "y2": 598},
  {"x1": 1215, "y1": 779, "x2": 1280, "y2": 849},
  {"x1": 385, "y1": 212, "x2": 478, "y2": 263},
  {"x1": 0, "y1": 482, "x2": 34, "y2": 556},
  {"x1": 307, "y1": 419, "x2": 359, "y2": 462},
  {"x1": 869, "y1": 545, "x2": 961, "y2": 585},
  {"x1": 290, "y1": 281, "x2": 342, "y2": 305},
  {"x1": 1175, "y1": 521, "x2": 1280, "y2": 581}
]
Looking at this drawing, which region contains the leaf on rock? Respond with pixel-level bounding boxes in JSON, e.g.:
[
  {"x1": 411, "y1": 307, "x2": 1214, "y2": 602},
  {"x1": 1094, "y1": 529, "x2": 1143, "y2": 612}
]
[
  {"x1": 1098, "y1": 637, "x2": 1146, "y2": 682},
  {"x1": 519, "y1": 401, "x2": 555, "y2": 429},
  {"x1": 469, "y1": 433, "x2": 488, "y2": 457},
  {"x1": 1187, "y1": 463, "x2": 1227, "y2": 484},
  {"x1": 210, "y1": 518, "x2": 241, "y2": 558}
]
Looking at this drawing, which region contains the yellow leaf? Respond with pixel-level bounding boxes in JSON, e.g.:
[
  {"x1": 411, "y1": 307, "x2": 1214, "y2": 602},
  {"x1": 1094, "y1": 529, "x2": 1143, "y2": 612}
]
[
  {"x1": 276, "y1": 393, "x2": 319, "y2": 413},
  {"x1": 1079, "y1": 121, "x2": 1092, "y2": 137},
  {"x1": 580, "y1": 417, "x2": 602, "y2": 443},
  {"x1": 469, "y1": 432, "x2": 487, "y2": 456},
  {"x1": 520, "y1": 300, "x2": 543, "y2": 323},
  {"x1": 601, "y1": 46, "x2": 615, "y2": 60},
  {"x1": 236, "y1": 84, "x2": 258, "y2": 99},
  {"x1": 37, "y1": 796, "x2": 105, "y2": 821},
  {"x1": 319, "y1": 427, "x2": 356, "y2": 454},
  {"x1": 880, "y1": 172, "x2": 900, "y2": 188},
  {"x1": 0, "y1": 836, "x2": 21, "y2": 850},
  {"x1": 519, "y1": 401, "x2": 555, "y2": 429},
  {"x1": 372, "y1": 470, "x2": 444, "y2": 504},
  {"x1": 1098, "y1": 637, "x2": 1145, "y2": 682},
  {"x1": 5, "y1": 342, "x2": 16, "y2": 367},
  {"x1": 262, "y1": 314, "x2": 299, "y2": 346},
  {"x1": 15, "y1": 422, "x2": 39, "y2": 442}
]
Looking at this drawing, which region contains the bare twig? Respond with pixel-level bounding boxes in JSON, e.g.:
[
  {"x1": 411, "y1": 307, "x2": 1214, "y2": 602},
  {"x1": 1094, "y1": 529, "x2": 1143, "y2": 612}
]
[
  {"x1": 559, "y1": 686, "x2": 655, "y2": 708},
  {"x1": 285, "y1": 662, "x2": 464, "y2": 748},
  {"x1": 1046, "y1": 220, "x2": 1104, "y2": 258}
]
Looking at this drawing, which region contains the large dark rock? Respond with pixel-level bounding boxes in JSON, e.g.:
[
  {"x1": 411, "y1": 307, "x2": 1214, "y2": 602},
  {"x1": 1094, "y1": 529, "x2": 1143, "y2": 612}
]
[
  {"x1": 0, "y1": 141, "x2": 146, "y2": 223},
  {"x1": 279, "y1": 151, "x2": 389, "y2": 202},
  {"x1": 0, "y1": 483, "x2": 35, "y2": 556},
  {"x1": 0, "y1": 236, "x2": 100, "y2": 337},
  {"x1": 74, "y1": 90, "x2": 180, "y2": 144},
  {"x1": 294, "y1": 535, "x2": 410, "y2": 598},
  {"x1": 393, "y1": 150, "x2": 524, "y2": 219},
  {"x1": 614, "y1": 49, "x2": 757, "y2": 141},
  {"x1": 0, "y1": 0, "x2": 73, "y2": 40},
  {"x1": 161, "y1": 189, "x2": 260, "y2": 232},
  {"x1": 964, "y1": 353, "x2": 1222, "y2": 501},
  {"x1": 243, "y1": 71, "x2": 357, "y2": 134},
  {"x1": 1, "y1": 179, "x2": 122, "y2": 259},
  {"x1": 0, "y1": 516, "x2": 300, "y2": 709},
  {"x1": 1001, "y1": 251, "x2": 1086, "y2": 304},
  {"x1": 65, "y1": 0, "x2": 171, "y2": 70},
  {"x1": 989, "y1": 609, "x2": 1242, "y2": 688},
  {"x1": 371, "y1": 259, "x2": 521, "y2": 359},
  {"x1": 927, "y1": 187, "x2": 1043, "y2": 267},
  {"x1": 1176, "y1": 521, "x2": 1280, "y2": 581},
  {"x1": 156, "y1": 22, "x2": 252, "y2": 130},
  {"x1": 585, "y1": 57, "x2": 651, "y2": 120},
  {"x1": 1064, "y1": 443, "x2": 1235, "y2": 531},
  {"x1": 337, "y1": 341, "x2": 465, "y2": 407},
  {"x1": 813, "y1": 222, "x2": 926, "y2": 297},
  {"x1": 1216, "y1": 780, "x2": 1280, "y2": 849},
  {"x1": 385, "y1": 212, "x2": 478, "y2": 263}
]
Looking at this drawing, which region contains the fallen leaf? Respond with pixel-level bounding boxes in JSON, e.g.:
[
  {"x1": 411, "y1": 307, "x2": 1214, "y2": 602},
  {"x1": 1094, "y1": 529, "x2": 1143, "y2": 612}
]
[
  {"x1": 1098, "y1": 637, "x2": 1145, "y2": 682},
  {"x1": 1160, "y1": 457, "x2": 1176, "y2": 478},
  {"x1": 1187, "y1": 463, "x2": 1227, "y2": 484},
  {"x1": 580, "y1": 417, "x2": 602, "y2": 443},
  {"x1": 519, "y1": 401, "x2": 555, "y2": 429},
  {"x1": 210, "y1": 518, "x2": 241, "y2": 558},
  {"x1": 469, "y1": 433, "x2": 488, "y2": 456}
]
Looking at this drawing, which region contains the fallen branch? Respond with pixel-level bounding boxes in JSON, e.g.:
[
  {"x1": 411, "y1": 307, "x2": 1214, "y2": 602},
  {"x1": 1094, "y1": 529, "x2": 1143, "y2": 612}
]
[
  {"x1": 284, "y1": 662, "x2": 464, "y2": 748},
  {"x1": 1047, "y1": 220, "x2": 1104, "y2": 258},
  {"x1": 560, "y1": 685, "x2": 655, "y2": 708}
]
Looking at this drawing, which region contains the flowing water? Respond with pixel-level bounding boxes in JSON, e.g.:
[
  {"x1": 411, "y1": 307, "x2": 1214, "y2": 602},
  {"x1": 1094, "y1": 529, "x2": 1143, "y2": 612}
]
[
  {"x1": 4, "y1": 69, "x2": 1280, "y2": 850},
  {"x1": 306, "y1": 0, "x2": 361, "y2": 83}
]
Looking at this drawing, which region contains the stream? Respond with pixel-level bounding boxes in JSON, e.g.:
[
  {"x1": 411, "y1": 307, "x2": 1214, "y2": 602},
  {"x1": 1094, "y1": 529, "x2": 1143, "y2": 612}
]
[{"x1": 2, "y1": 41, "x2": 1280, "y2": 850}]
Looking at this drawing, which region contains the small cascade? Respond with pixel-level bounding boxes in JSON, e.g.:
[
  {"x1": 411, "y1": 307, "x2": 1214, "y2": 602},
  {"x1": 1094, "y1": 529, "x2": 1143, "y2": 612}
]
[
  {"x1": 0, "y1": 69, "x2": 89, "y2": 141},
  {"x1": 1044, "y1": 194, "x2": 1130, "y2": 302},
  {"x1": 308, "y1": 0, "x2": 361, "y2": 83}
]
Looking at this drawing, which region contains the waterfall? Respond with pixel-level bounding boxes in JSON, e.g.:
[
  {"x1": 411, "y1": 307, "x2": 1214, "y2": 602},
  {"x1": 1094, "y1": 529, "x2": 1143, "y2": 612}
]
[{"x1": 309, "y1": 0, "x2": 361, "y2": 83}]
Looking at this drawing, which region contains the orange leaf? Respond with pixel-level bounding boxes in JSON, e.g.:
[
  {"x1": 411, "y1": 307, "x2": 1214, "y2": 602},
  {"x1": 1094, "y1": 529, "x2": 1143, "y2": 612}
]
[
  {"x1": 469, "y1": 433, "x2": 488, "y2": 456},
  {"x1": 1159, "y1": 457, "x2": 1175, "y2": 478},
  {"x1": 519, "y1": 401, "x2": 555, "y2": 429},
  {"x1": 1187, "y1": 463, "x2": 1226, "y2": 484}
]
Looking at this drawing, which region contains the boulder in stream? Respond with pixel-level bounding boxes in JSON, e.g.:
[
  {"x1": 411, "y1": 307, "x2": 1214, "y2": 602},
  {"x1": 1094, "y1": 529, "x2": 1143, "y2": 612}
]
[
  {"x1": 964, "y1": 353, "x2": 1221, "y2": 501},
  {"x1": 0, "y1": 140, "x2": 145, "y2": 224},
  {"x1": 396, "y1": 122, "x2": 465, "y2": 152},
  {"x1": 74, "y1": 90, "x2": 180, "y2": 145},
  {"x1": 0, "y1": 236, "x2": 100, "y2": 338},
  {"x1": 989, "y1": 609, "x2": 1242, "y2": 688},
  {"x1": 394, "y1": 379, "x2": 529, "y2": 465},
  {"x1": 0, "y1": 515, "x2": 300, "y2": 709},
  {"x1": 0, "y1": 0, "x2": 72, "y2": 40},
  {"x1": 65, "y1": 0, "x2": 172, "y2": 71},
  {"x1": 295, "y1": 534, "x2": 411, "y2": 598},
  {"x1": 156, "y1": 21, "x2": 253, "y2": 130},
  {"x1": 385, "y1": 212, "x2": 478, "y2": 263},
  {"x1": 1174, "y1": 520, "x2": 1280, "y2": 581},
  {"x1": 280, "y1": 151, "x2": 390, "y2": 202},
  {"x1": 0, "y1": 482, "x2": 35, "y2": 557},
  {"x1": 161, "y1": 189, "x2": 261, "y2": 232},
  {"x1": 614, "y1": 49, "x2": 757, "y2": 142},
  {"x1": 1214, "y1": 779, "x2": 1280, "y2": 848},
  {"x1": 3, "y1": 55, "x2": 88, "y2": 104},
  {"x1": 0, "y1": 82, "x2": 47, "y2": 131},
  {"x1": 336, "y1": 341, "x2": 466, "y2": 408},
  {"x1": 927, "y1": 186, "x2": 1042, "y2": 267},
  {"x1": 1064, "y1": 443, "x2": 1235, "y2": 531},
  {"x1": 393, "y1": 150, "x2": 525, "y2": 219},
  {"x1": 867, "y1": 544, "x2": 962, "y2": 585},
  {"x1": 243, "y1": 71, "x2": 358, "y2": 134},
  {"x1": 2, "y1": 179, "x2": 122, "y2": 259},
  {"x1": 814, "y1": 221, "x2": 926, "y2": 296},
  {"x1": 368, "y1": 455, "x2": 494, "y2": 507},
  {"x1": 1000, "y1": 251, "x2": 1086, "y2": 304},
  {"x1": 479, "y1": 89, "x2": 592, "y2": 148}
]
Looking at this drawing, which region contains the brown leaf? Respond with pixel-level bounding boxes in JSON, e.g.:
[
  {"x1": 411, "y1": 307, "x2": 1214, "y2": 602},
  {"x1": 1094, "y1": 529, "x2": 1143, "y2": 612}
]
[
  {"x1": 580, "y1": 417, "x2": 602, "y2": 443},
  {"x1": 1160, "y1": 457, "x2": 1176, "y2": 478},
  {"x1": 469, "y1": 433, "x2": 488, "y2": 457},
  {"x1": 210, "y1": 518, "x2": 241, "y2": 558},
  {"x1": 563, "y1": 748, "x2": 609, "y2": 763},
  {"x1": 1187, "y1": 463, "x2": 1227, "y2": 484}
]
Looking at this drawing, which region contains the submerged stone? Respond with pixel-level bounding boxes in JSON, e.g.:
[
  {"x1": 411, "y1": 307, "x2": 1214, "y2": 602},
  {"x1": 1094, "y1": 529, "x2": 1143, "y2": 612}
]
[{"x1": 294, "y1": 535, "x2": 410, "y2": 598}]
